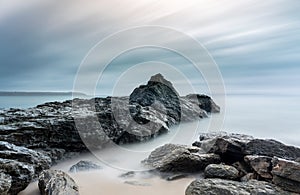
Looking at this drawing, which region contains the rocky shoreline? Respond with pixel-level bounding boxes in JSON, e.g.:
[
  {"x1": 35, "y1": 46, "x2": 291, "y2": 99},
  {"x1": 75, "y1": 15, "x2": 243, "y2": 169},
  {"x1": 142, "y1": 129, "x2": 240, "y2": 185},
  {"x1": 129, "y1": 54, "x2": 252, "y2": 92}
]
[
  {"x1": 0, "y1": 74, "x2": 299, "y2": 194},
  {"x1": 143, "y1": 132, "x2": 300, "y2": 194}
]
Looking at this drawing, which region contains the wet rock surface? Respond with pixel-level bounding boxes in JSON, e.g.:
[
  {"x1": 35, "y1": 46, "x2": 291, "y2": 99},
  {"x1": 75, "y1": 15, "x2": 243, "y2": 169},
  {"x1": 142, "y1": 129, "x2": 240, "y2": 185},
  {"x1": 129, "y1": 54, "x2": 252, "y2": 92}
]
[
  {"x1": 0, "y1": 172, "x2": 11, "y2": 195},
  {"x1": 38, "y1": 170, "x2": 79, "y2": 195},
  {"x1": 185, "y1": 178, "x2": 290, "y2": 195},
  {"x1": 142, "y1": 144, "x2": 221, "y2": 172},
  {"x1": 204, "y1": 164, "x2": 239, "y2": 180},
  {"x1": 145, "y1": 132, "x2": 300, "y2": 194},
  {"x1": 271, "y1": 158, "x2": 300, "y2": 193}
]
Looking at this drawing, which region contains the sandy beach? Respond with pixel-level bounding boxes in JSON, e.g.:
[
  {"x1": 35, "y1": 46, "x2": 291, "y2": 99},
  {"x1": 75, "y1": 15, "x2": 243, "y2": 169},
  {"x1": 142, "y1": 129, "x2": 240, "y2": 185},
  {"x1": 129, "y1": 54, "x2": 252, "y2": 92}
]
[{"x1": 20, "y1": 151, "x2": 195, "y2": 195}]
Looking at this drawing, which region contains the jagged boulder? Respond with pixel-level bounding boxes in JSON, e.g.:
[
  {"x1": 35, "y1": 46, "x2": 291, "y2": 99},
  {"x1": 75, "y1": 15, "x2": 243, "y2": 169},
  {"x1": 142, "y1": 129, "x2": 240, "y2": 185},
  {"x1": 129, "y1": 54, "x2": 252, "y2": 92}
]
[{"x1": 38, "y1": 170, "x2": 79, "y2": 195}]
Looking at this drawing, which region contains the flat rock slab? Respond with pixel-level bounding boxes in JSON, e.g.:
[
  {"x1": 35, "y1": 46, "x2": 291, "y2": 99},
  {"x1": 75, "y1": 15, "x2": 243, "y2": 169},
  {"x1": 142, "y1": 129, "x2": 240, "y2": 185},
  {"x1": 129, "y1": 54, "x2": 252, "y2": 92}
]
[
  {"x1": 143, "y1": 144, "x2": 220, "y2": 172},
  {"x1": 185, "y1": 178, "x2": 291, "y2": 195},
  {"x1": 38, "y1": 170, "x2": 79, "y2": 195},
  {"x1": 272, "y1": 157, "x2": 300, "y2": 193}
]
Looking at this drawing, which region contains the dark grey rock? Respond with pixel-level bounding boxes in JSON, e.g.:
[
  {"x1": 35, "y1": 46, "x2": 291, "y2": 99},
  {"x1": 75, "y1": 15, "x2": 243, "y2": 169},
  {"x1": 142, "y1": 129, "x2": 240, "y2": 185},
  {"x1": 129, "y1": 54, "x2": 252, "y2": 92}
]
[
  {"x1": 119, "y1": 171, "x2": 135, "y2": 178},
  {"x1": 38, "y1": 170, "x2": 79, "y2": 195},
  {"x1": 0, "y1": 141, "x2": 52, "y2": 176},
  {"x1": 166, "y1": 173, "x2": 188, "y2": 181},
  {"x1": 69, "y1": 160, "x2": 102, "y2": 173},
  {"x1": 0, "y1": 172, "x2": 11, "y2": 195},
  {"x1": 231, "y1": 161, "x2": 252, "y2": 178},
  {"x1": 0, "y1": 158, "x2": 34, "y2": 194},
  {"x1": 204, "y1": 164, "x2": 239, "y2": 180},
  {"x1": 271, "y1": 157, "x2": 300, "y2": 193},
  {"x1": 244, "y1": 139, "x2": 300, "y2": 161},
  {"x1": 143, "y1": 144, "x2": 220, "y2": 172},
  {"x1": 198, "y1": 132, "x2": 300, "y2": 163},
  {"x1": 244, "y1": 155, "x2": 273, "y2": 179},
  {"x1": 240, "y1": 173, "x2": 258, "y2": 182},
  {"x1": 185, "y1": 178, "x2": 290, "y2": 195}
]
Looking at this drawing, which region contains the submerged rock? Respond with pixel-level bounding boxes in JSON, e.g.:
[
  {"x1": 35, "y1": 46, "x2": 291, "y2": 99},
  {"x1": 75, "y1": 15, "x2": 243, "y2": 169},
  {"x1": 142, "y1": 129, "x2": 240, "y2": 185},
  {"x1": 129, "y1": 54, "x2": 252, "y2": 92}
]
[
  {"x1": 204, "y1": 164, "x2": 239, "y2": 180},
  {"x1": 185, "y1": 178, "x2": 290, "y2": 195},
  {"x1": 271, "y1": 157, "x2": 300, "y2": 193},
  {"x1": 143, "y1": 144, "x2": 220, "y2": 172},
  {"x1": 69, "y1": 160, "x2": 102, "y2": 173},
  {"x1": 38, "y1": 170, "x2": 79, "y2": 195}
]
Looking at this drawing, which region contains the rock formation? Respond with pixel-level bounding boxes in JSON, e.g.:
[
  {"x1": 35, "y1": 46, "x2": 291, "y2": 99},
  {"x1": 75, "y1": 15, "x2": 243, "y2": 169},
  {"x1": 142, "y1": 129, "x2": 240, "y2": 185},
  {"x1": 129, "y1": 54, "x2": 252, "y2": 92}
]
[{"x1": 0, "y1": 73, "x2": 219, "y2": 194}]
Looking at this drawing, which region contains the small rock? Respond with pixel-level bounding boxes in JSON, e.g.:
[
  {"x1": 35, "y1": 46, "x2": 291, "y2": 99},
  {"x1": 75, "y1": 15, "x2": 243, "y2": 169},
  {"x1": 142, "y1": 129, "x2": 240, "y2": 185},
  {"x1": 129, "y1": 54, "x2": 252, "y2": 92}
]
[
  {"x1": 244, "y1": 155, "x2": 273, "y2": 179},
  {"x1": 119, "y1": 171, "x2": 135, "y2": 178},
  {"x1": 166, "y1": 173, "x2": 187, "y2": 181},
  {"x1": 124, "y1": 180, "x2": 151, "y2": 186},
  {"x1": 69, "y1": 160, "x2": 102, "y2": 173},
  {"x1": 38, "y1": 170, "x2": 79, "y2": 195},
  {"x1": 204, "y1": 164, "x2": 239, "y2": 180}
]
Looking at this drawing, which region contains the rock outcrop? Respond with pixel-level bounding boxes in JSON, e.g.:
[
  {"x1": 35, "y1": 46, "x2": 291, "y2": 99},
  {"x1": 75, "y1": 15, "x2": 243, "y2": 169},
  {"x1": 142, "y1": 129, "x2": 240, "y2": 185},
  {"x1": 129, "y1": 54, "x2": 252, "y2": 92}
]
[
  {"x1": 0, "y1": 74, "x2": 220, "y2": 193},
  {"x1": 38, "y1": 170, "x2": 79, "y2": 195}
]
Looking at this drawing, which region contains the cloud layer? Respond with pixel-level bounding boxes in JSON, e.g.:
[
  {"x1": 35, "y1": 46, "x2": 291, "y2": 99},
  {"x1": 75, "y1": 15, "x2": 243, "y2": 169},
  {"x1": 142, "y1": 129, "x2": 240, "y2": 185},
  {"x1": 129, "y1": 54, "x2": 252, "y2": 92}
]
[{"x1": 0, "y1": 0, "x2": 299, "y2": 95}]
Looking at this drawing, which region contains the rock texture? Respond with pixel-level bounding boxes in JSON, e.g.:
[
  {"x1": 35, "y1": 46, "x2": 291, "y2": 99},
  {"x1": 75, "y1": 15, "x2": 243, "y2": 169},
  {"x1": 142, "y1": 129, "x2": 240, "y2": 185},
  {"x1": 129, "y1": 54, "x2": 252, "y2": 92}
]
[
  {"x1": 69, "y1": 160, "x2": 102, "y2": 173},
  {"x1": 38, "y1": 170, "x2": 79, "y2": 195},
  {"x1": 185, "y1": 178, "x2": 290, "y2": 195},
  {"x1": 244, "y1": 155, "x2": 273, "y2": 179},
  {"x1": 142, "y1": 144, "x2": 221, "y2": 172},
  {"x1": 0, "y1": 172, "x2": 11, "y2": 195},
  {"x1": 272, "y1": 158, "x2": 300, "y2": 193},
  {"x1": 0, "y1": 141, "x2": 51, "y2": 194},
  {"x1": 204, "y1": 164, "x2": 239, "y2": 180}
]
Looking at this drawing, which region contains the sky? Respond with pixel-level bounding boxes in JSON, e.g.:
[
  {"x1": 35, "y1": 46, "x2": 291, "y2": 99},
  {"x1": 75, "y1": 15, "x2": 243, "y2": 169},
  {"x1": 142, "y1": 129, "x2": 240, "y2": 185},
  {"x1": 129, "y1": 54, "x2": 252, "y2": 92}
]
[{"x1": 0, "y1": 0, "x2": 300, "y2": 96}]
